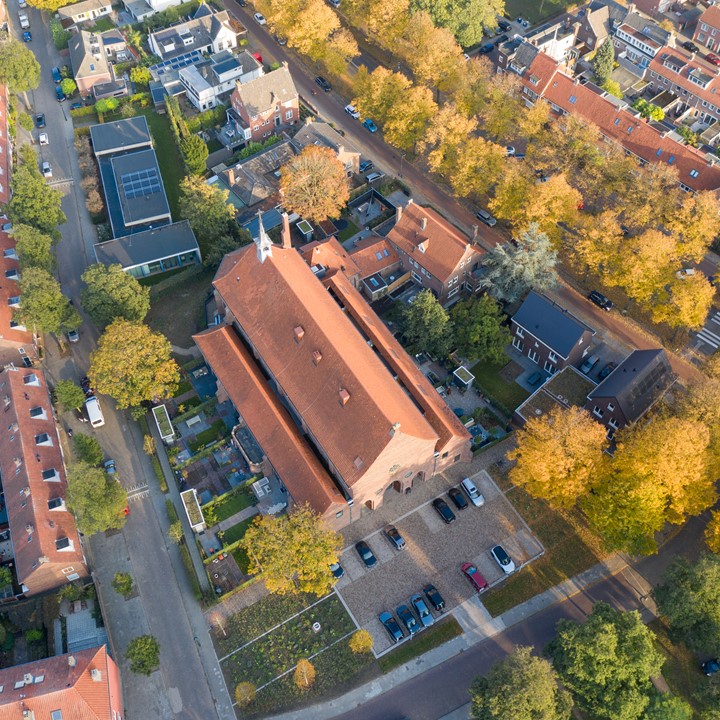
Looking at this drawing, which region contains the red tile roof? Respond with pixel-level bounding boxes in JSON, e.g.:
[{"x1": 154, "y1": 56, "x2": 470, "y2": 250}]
[
  {"x1": 697, "y1": 5, "x2": 720, "y2": 32},
  {"x1": 649, "y1": 46, "x2": 720, "y2": 112},
  {"x1": 0, "y1": 646, "x2": 122, "y2": 720},
  {"x1": 194, "y1": 325, "x2": 346, "y2": 515},
  {"x1": 0, "y1": 366, "x2": 88, "y2": 596},
  {"x1": 349, "y1": 236, "x2": 402, "y2": 278},
  {"x1": 212, "y1": 240, "x2": 438, "y2": 487},
  {"x1": 299, "y1": 237, "x2": 361, "y2": 283},
  {"x1": 0, "y1": 231, "x2": 33, "y2": 352}
]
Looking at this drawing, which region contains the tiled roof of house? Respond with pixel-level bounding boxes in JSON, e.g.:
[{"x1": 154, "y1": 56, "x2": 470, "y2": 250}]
[
  {"x1": 69, "y1": 30, "x2": 112, "y2": 81},
  {"x1": 0, "y1": 646, "x2": 120, "y2": 719},
  {"x1": 349, "y1": 236, "x2": 401, "y2": 278},
  {"x1": 194, "y1": 325, "x2": 345, "y2": 513},
  {"x1": 149, "y1": 6, "x2": 235, "y2": 60},
  {"x1": 299, "y1": 237, "x2": 361, "y2": 281},
  {"x1": 212, "y1": 240, "x2": 438, "y2": 485},
  {"x1": 291, "y1": 119, "x2": 362, "y2": 159},
  {"x1": 696, "y1": 4, "x2": 720, "y2": 30},
  {"x1": 232, "y1": 64, "x2": 298, "y2": 117},
  {"x1": 0, "y1": 366, "x2": 87, "y2": 595},
  {"x1": 58, "y1": 0, "x2": 111, "y2": 20},
  {"x1": 584, "y1": 4, "x2": 611, "y2": 43},
  {"x1": 386, "y1": 201, "x2": 480, "y2": 283},
  {"x1": 649, "y1": 46, "x2": 720, "y2": 109},
  {"x1": 0, "y1": 230, "x2": 33, "y2": 351}
]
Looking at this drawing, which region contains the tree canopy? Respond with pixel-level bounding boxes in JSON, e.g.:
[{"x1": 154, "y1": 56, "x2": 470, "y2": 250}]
[
  {"x1": 26, "y1": 0, "x2": 67, "y2": 11},
  {"x1": 450, "y1": 295, "x2": 511, "y2": 363},
  {"x1": 126, "y1": 635, "x2": 160, "y2": 676},
  {"x1": 280, "y1": 145, "x2": 350, "y2": 223},
  {"x1": 53, "y1": 380, "x2": 86, "y2": 413},
  {"x1": 400, "y1": 288, "x2": 452, "y2": 357},
  {"x1": 593, "y1": 39, "x2": 615, "y2": 85},
  {"x1": 66, "y1": 462, "x2": 127, "y2": 535},
  {"x1": 240, "y1": 505, "x2": 341, "y2": 595},
  {"x1": 73, "y1": 433, "x2": 104, "y2": 467},
  {"x1": 0, "y1": 40, "x2": 40, "y2": 92},
  {"x1": 16, "y1": 267, "x2": 80, "y2": 335},
  {"x1": 470, "y1": 646, "x2": 573, "y2": 720},
  {"x1": 179, "y1": 134, "x2": 209, "y2": 176},
  {"x1": 80, "y1": 264, "x2": 150, "y2": 327},
  {"x1": 13, "y1": 224, "x2": 55, "y2": 273},
  {"x1": 410, "y1": 0, "x2": 503, "y2": 47}
]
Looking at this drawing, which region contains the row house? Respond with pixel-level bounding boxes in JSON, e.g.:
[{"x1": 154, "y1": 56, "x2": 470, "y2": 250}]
[
  {"x1": 693, "y1": 5, "x2": 720, "y2": 53},
  {"x1": 612, "y1": 11, "x2": 670, "y2": 73},
  {"x1": 574, "y1": 0, "x2": 627, "y2": 52}
]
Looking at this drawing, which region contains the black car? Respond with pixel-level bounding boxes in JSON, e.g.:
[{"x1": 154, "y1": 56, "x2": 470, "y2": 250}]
[
  {"x1": 598, "y1": 362, "x2": 617, "y2": 380},
  {"x1": 355, "y1": 540, "x2": 377, "y2": 568},
  {"x1": 396, "y1": 604, "x2": 419, "y2": 636},
  {"x1": 379, "y1": 611, "x2": 403, "y2": 643},
  {"x1": 588, "y1": 290, "x2": 613, "y2": 311},
  {"x1": 498, "y1": 19, "x2": 511, "y2": 31},
  {"x1": 478, "y1": 42, "x2": 494, "y2": 54},
  {"x1": 35, "y1": 113, "x2": 45, "y2": 128},
  {"x1": 683, "y1": 40, "x2": 700, "y2": 53},
  {"x1": 432, "y1": 498, "x2": 456, "y2": 524},
  {"x1": 448, "y1": 487, "x2": 469, "y2": 511},
  {"x1": 330, "y1": 562, "x2": 344, "y2": 579},
  {"x1": 359, "y1": 160, "x2": 374, "y2": 173},
  {"x1": 315, "y1": 76, "x2": 332, "y2": 92},
  {"x1": 423, "y1": 583, "x2": 445, "y2": 612},
  {"x1": 494, "y1": 33, "x2": 509, "y2": 46},
  {"x1": 384, "y1": 525, "x2": 406, "y2": 550}
]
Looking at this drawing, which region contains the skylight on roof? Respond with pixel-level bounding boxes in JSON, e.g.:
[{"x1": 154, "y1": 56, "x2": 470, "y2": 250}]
[
  {"x1": 690, "y1": 169, "x2": 699, "y2": 178},
  {"x1": 569, "y1": 95, "x2": 577, "y2": 104}
]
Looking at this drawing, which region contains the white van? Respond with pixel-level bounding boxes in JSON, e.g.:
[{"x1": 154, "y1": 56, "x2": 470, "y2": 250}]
[
  {"x1": 461, "y1": 477, "x2": 485, "y2": 507},
  {"x1": 85, "y1": 396, "x2": 105, "y2": 428}
]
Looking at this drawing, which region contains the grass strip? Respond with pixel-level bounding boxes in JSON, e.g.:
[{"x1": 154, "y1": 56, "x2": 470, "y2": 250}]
[{"x1": 151, "y1": 454, "x2": 168, "y2": 493}]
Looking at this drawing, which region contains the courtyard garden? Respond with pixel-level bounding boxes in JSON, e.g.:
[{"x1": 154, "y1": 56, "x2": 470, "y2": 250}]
[{"x1": 470, "y1": 360, "x2": 530, "y2": 415}]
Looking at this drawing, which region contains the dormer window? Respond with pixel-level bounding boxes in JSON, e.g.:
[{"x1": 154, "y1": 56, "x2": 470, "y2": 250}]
[
  {"x1": 48, "y1": 497, "x2": 64, "y2": 510},
  {"x1": 23, "y1": 373, "x2": 40, "y2": 386},
  {"x1": 3, "y1": 248, "x2": 17, "y2": 259},
  {"x1": 35, "y1": 433, "x2": 52, "y2": 447},
  {"x1": 7, "y1": 296, "x2": 20, "y2": 307},
  {"x1": 29, "y1": 406, "x2": 46, "y2": 420},
  {"x1": 56, "y1": 537, "x2": 74, "y2": 552},
  {"x1": 42, "y1": 468, "x2": 60, "y2": 482}
]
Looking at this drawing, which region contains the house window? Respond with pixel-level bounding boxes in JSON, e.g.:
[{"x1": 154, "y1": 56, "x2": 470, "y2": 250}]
[
  {"x1": 608, "y1": 418, "x2": 619, "y2": 430},
  {"x1": 448, "y1": 286, "x2": 460, "y2": 298},
  {"x1": 569, "y1": 95, "x2": 577, "y2": 104},
  {"x1": 411, "y1": 271, "x2": 423, "y2": 284},
  {"x1": 593, "y1": 406, "x2": 604, "y2": 418},
  {"x1": 285, "y1": 110, "x2": 293, "y2": 120},
  {"x1": 614, "y1": 118, "x2": 620, "y2": 125},
  {"x1": 35, "y1": 433, "x2": 52, "y2": 446},
  {"x1": 544, "y1": 361, "x2": 556, "y2": 374},
  {"x1": 42, "y1": 468, "x2": 60, "y2": 482},
  {"x1": 515, "y1": 326, "x2": 524, "y2": 338},
  {"x1": 528, "y1": 349, "x2": 539, "y2": 364},
  {"x1": 29, "y1": 406, "x2": 46, "y2": 419},
  {"x1": 607, "y1": 403, "x2": 615, "y2": 412},
  {"x1": 512, "y1": 337, "x2": 524, "y2": 352},
  {"x1": 702, "y1": 23, "x2": 709, "y2": 31},
  {"x1": 548, "y1": 351, "x2": 558, "y2": 363},
  {"x1": 690, "y1": 169, "x2": 699, "y2": 178}
]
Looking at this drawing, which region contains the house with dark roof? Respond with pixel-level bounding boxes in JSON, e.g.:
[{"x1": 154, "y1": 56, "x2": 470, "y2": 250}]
[
  {"x1": 0, "y1": 646, "x2": 122, "y2": 719},
  {"x1": 291, "y1": 119, "x2": 362, "y2": 175},
  {"x1": 585, "y1": 349, "x2": 674, "y2": 434},
  {"x1": 69, "y1": 30, "x2": 128, "y2": 97},
  {"x1": 511, "y1": 291, "x2": 595, "y2": 375},
  {"x1": 194, "y1": 213, "x2": 471, "y2": 528},
  {"x1": 574, "y1": 0, "x2": 627, "y2": 52},
  {"x1": 612, "y1": 10, "x2": 670, "y2": 74}
]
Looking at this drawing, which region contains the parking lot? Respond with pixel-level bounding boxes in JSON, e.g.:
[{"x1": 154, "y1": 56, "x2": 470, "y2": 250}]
[{"x1": 335, "y1": 470, "x2": 544, "y2": 654}]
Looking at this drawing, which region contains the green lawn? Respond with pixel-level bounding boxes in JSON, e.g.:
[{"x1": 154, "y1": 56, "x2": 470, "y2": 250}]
[
  {"x1": 231, "y1": 545, "x2": 252, "y2": 575},
  {"x1": 138, "y1": 267, "x2": 187, "y2": 286},
  {"x1": 378, "y1": 617, "x2": 463, "y2": 673},
  {"x1": 189, "y1": 420, "x2": 229, "y2": 452},
  {"x1": 87, "y1": 15, "x2": 115, "y2": 32},
  {"x1": 204, "y1": 487, "x2": 257, "y2": 524},
  {"x1": 220, "y1": 516, "x2": 255, "y2": 546},
  {"x1": 338, "y1": 218, "x2": 360, "y2": 243},
  {"x1": 470, "y1": 361, "x2": 530, "y2": 413},
  {"x1": 504, "y1": 0, "x2": 575, "y2": 24}
]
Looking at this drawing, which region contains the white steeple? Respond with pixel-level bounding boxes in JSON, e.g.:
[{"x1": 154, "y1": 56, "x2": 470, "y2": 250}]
[{"x1": 255, "y1": 210, "x2": 273, "y2": 264}]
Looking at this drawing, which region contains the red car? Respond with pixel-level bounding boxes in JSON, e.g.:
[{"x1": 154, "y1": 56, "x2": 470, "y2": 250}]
[
  {"x1": 707, "y1": 53, "x2": 720, "y2": 66},
  {"x1": 461, "y1": 562, "x2": 489, "y2": 593}
]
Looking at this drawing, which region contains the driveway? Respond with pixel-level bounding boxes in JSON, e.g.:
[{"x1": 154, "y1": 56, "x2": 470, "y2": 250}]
[{"x1": 336, "y1": 470, "x2": 543, "y2": 653}]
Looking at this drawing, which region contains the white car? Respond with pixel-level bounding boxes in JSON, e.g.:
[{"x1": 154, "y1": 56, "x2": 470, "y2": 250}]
[
  {"x1": 41, "y1": 161, "x2": 52, "y2": 178},
  {"x1": 344, "y1": 104, "x2": 360, "y2": 119},
  {"x1": 461, "y1": 477, "x2": 485, "y2": 507},
  {"x1": 491, "y1": 545, "x2": 516, "y2": 574},
  {"x1": 254, "y1": 12, "x2": 266, "y2": 24},
  {"x1": 39, "y1": 132, "x2": 48, "y2": 146},
  {"x1": 67, "y1": 328, "x2": 79, "y2": 343}
]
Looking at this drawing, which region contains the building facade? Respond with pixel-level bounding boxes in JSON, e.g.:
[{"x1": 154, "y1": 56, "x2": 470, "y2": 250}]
[{"x1": 693, "y1": 5, "x2": 720, "y2": 52}]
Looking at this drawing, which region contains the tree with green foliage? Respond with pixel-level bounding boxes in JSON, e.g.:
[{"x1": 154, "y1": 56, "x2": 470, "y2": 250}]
[
  {"x1": 73, "y1": 433, "x2": 104, "y2": 466},
  {"x1": 179, "y1": 134, "x2": 209, "y2": 175},
  {"x1": 480, "y1": 224, "x2": 559, "y2": 303},
  {"x1": 644, "y1": 692, "x2": 693, "y2": 720},
  {"x1": 0, "y1": 40, "x2": 40, "y2": 93},
  {"x1": 653, "y1": 554, "x2": 720, "y2": 655},
  {"x1": 241, "y1": 504, "x2": 342, "y2": 596},
  {"x1": 632, "y1": 98, "x2": 665, "y2": 122},
  {"x1": 18, "y1": 112, "x2": 34, "y2": 132},
  {"x1": 593, "y1": 39, "x2": 615, "y2": 85},
  {"x1": 112, "y1": 572, "x2": 134, "y2": 599},
  {"x1": 16, "y1": 267, "x2": 80, "y2": 335},
  {"x1": 53, "y1": 379, "x2": 86, "y2": 413},
  {"x1": 89, "y1": 320, "x2": 180, "y2": 410},
  {"x1": 470, "y1": 646, "x2": 573, "y2": 720},
  {"x1": 66, "y1": 461, "x2": 128, "y2": 535},
  {"x1": 126, "y1": 635, "x2": 160, "y2": 675},
  {"x1": 13, "y1": 224, "x2": 55, "y2": 273},
  {"x1": 94, "y1": 97, "x2": 119, "y2": 117},
  {"x1": 400, "y1": 288, "x2": 452, "y2": 358},
  {"x1": 0, "y1": 566, "x2": 12, "y2": 588},
  {"x1": 130, "y1": 66, "x2": 152, "y2": 86},
  {"x1": 601, "y1": 79, "x2": 623, "y2": 98},
  {"x1": 410, "y1": 0, "x2": 504, "y2": 46},
  {"x1": 60, "y1": 78, "x2": 77, "y2": 97},
  {"x1": 548, "y1": 603, "x2": 665, "y2": 720},
  {"x1": 450, "y1": 295, "x2": 511, "y2": 363},
  {"x1": 80, "y1": 263, "x2": 150, "y2": 327},
  {"x1": 25, "y1": 628, "x2": 43, "y2": 643}
]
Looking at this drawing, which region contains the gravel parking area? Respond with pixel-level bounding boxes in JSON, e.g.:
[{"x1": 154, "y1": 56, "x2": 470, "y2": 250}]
[{"x1": 335, "y1": 470, "x2": 543, "y2": 654}]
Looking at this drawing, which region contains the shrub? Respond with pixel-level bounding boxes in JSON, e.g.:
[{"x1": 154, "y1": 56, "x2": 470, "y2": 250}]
[
  {"x1": 235, "y1": 681, "x2": 256, "y2": 707},
  {"x1": 112, "y1": 572, "x2": 134, "y2": 598},
  {"x1": 25, "y1": 628, "x2": 43, "y2": 643},
  {"x1": 73, "y1": 433, "x2": 104, "y2": 466},
  {"x1": 143, "y1": 434, "x2": 155, "y2": 456},
  {"x1": 349, "y1": 629, "x2": 374, "y2": 654},
  {"x1": 126, "y1": 635, "x2": 160, "y2": 675},
  {"x1": 294, "y1": 658, "x2": 316, "y2": 690},
  {"x1": 50, "y1": 18, "x2": 72, "y2": 50}
]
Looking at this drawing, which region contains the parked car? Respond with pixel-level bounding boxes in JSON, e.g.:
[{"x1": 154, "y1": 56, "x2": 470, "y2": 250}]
[
  {"x1": 598, "y1": 362, "x2": 617, "y2": 380},
  {"x1": 273, "y1": 34, "x2": 287, "y2": 45},
  {"x1": 494, "y1": 33, "x2": 509, "y2": 46},
  {"x1": 359, "y1": 160, "x2": 374, "y2": 173},
  {"x1": 384, "y1": 526, "x2": 406, "y2": 551},
  {"x1": 55, "y1": 86, "x2": 66, "y2": 102},
  {"x1": 462, "y1": 562, "x2": 489, "y2": 592},
  {"x1": 498, "y1": 19, "x2": 511, "y2": 31},
  {"x1": 315, "y1": 76, "x2": 332, "y2": 92},
  {"x1": 23, "y1": 31, "x2": 32, "y2": 42},
  {"x1": 423, "y1": 583, "x2": 445, "y2": 612},
  {"x1": 476, "y1": 208, "x2": 497, "y2": 227},
  {"x1": 461, "y1": 477, "x2": 485, "y2": 507},
  {"x1": 70, "y1": 102, "x2": 82, "y2": 110},
  {"x1": 39, "y1": 132, "x2": 48, "y2": 146},
  {"x1": 432, "y1": 498, "x2": 456, "y2": 524},
  {"x1": 355, "y1": 540, "x2": 377, "y2": 568},
  {"x1": 707, "y1": 52, "x2": 720, "y2": 66},
  {"x1": 411, "y1": 594, "x2": 434, "y2": 627},
  {"x1": 35, "y1": 113, "x2": 45, "y2": 128},
  {"x1": 362, "y1": 118, "x2": 378, "y2": 133},
  {"x1": 580, "y1": 354, "x2": 600, "y2": 376},
  {"x1": 396, "y1": 604, "x2": 419, "y2": 636},
  {"x1": 448, "y1": 487, "x2": 469, "y2": 511},
  {"x1": 103, "y1": 459, "x2": 116, "y2": 474},
  {"x1": 327, "y1": 0, "x2": 340, "y2": 6},
  {"x1": 506, "y1": 145, "x2": 515, "y2": 156},
  {"x1": 344, "y1": 104, "x2": 360, "y2": 119},
  {"x1": 66, "y1": 328, "x2": 79, "y2": 343},
  {"x1": 379, "y1": 611, "x2": 403, "y2": 643},
  {"x1": 253, "y1": 12, "x2": 266, "y2": 24},
  {"x1": 491, "y1": 544, "x2": 516, "y2": 574},
  {"x1": 41, "y1": 161, "x2": 52, "y2": 178},
  {"x1": 330, "y1": 562, "x2": 344, "y2": 579},
  {"x1": 683, "y1": 40, "x2": 700, "y2": 53},
  {"x1": 479, "y1": 42, "x2": 494, "y2": 54},
  {"x1": 702, "y1": 658, "x2": 720, "y2": 676},
  {"x1": 588, "y1": 290, "x2": 613, "y2": 311},
  {"x1": 52, "y1": 66, "x2": 62, "y2": 84}
]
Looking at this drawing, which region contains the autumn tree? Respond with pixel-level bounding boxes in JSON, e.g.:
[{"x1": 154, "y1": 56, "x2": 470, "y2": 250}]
[
  {"x1": 488, "y1": 162, "x2": 535, "y2": 224},
  {"x1": 547, "y1": 603, "x2": 664, "y2": 720},
  {"x1": 294, "y1": 658, "x2": 316, "y2": 690},
  {"x1": 26, "y1": 0, "x2": 66, "y2": 10},
  {"x1": 621, "y1": 163, "x2": 680, "y2": 231},
  {"x1": 470, "y1": 646, "x2": 573, "y2": 720},
  {"x1": 449, "y1": 137, "x2": 506, "y2": 198},
  {"x1": 479, "y1": 73, "x2": 526, "y2": 143},
  {"x1": 81, "y1": 264, "x2": 150, "y2": 327},
  {"x1": 280, "y1": 145, "x2": 349, "y2": 223},
  {"x1": 322, "y1": 28, "x2": 359, "y2": 74},
  {"x1": 400, "y1": 288, "x2": 452, "y2": 357},
  {"x1": 240, "y1": 505, "x2": 342, "y2": 595},
  {"x1": 53, "y1": 380, "x2": 87, "y2": 413},
  {"x1": 706, "y1": 512, "x2": 720, "y2": 554},
  {"x1": 383, "y1": 84, "x2": 438, "y2": 151},
  {"x1": 480, "y1": 224, "x2": 559, "y2": 303},
  {"x1": 130, "y1": 66, "x2": 152, "y2": 86},
  {"x1": 126, "y1": 635, "x2": 160, "y2": 676},
  {"x1": 450, "y1": 296, "x2": 511, "y2": 364},
  {"x1": 353, "y1": 66, "x2": 412, "y2": 126},
  {"x1": 66, "y1": 462, "x2": 128, "y2": 535},
  {"x1": 518, "y1": 174, "x2": 582, "y2": 242},
  {"x1": 666, "y1": 191, "x2": 720, "y2": 262},
  {"x1": 13, "y1": 225, "x2": 55, "y2": 272},
  {"x1": 266, "y1": 0, "x2": 340, "y2": 62},
  {"x1": 89, "y1": 320, "x2": 180, "y2": 410},
  {"x1": 421, "y1": 104, "x2": 479, "y2": 179},
  {"x1": 450, "y1": 56, "x2": 495, "y2": 118},
  {"x1": 0, "y1": 40, "x2": 40, "y2": 93},
  {"x1": 592, "y1": 39, "x2": 615, "y2": 85},
  {"x1": 349, "y1": 629, "x2": 374, "y2": 654},
  {"x1": 235, "y1": 682, "x2": 256, "y2": 707},
  {"x1": 509, "y1": 406, "x2": 608, "y2": 510},
  {"x1": 651, "y1": 273, "x2": 715, "y2": 330},
  {"x1": 568, "y1": 211, "x2": 625, "y2": 277},
  {"x1": 411, "y1": 0, "x2": 503, "y2": 47},
  {"x1": 16, "y1": 267, "x2": 80, "y2": 335}
]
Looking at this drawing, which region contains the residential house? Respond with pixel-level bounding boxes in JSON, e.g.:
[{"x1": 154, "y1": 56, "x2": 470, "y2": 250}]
[
  {"x1": 384, "y1": 200, "x2": 483, "y2": 305},
  {"x1": 101, "y1": 29, "x2": 130, "y2": 63},
  {"x1": 511, "y1": 291, "x2": 595, "y2": 375},
  {"x1": 349, "y1": 236, "x2": 406, "y2": 301},
  {"x1": 694, "y1": 5, "x2": 720, "y2": 52},
  {"x1": 574, "y1": 0, "x2": 627, "y2": 51},
  {"x1": 193, "y1": 214, "x2": 471, "y2": 528},
  {"x1": 148, "y1": 3, "x2": 237, "y2": 60},
  {"x1": 291, "y1": 118, "x2": 362, "y2": 175},
  {"x1": 586, "y1": 349, "x2": 674, "y2": 434},
  {"x1": 612, "y1": 10, "x2": 670, "y2": 74},
  {"x1": 228, "y1": 63, "x2": 300, "y2": 144},
  {"x1": 299, "y1": 237, "x2": 362, "y2": 289},
  {"x1": 179, "y1": 50, "x2": 262, "y2": 111},
  {"x1": 523, "y1": 18, "x2": 578, "y2": 64},
  {"x1": 0, "y1": 646, "x2": 122, "y2": 719},
  {"x1": 69, "y1": 30, "x2": 128, "y2": 97},
  {"x1": 0, "y1": 365, "x2": 88, "y2": 596},
  {"x1": 633, "y1": 0, "x2": 673, "y2": 20},
  {"x1": 58, "y1": 0, "x2": 111, "y2": 25}
]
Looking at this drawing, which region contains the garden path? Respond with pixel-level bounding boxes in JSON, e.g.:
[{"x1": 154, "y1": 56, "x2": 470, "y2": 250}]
[{"x1": 214, "y1": 505, "x2": 259, "y2": 533}]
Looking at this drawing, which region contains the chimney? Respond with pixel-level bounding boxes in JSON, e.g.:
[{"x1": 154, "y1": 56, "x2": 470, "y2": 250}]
[
  {"x1": 91, "y1": 668, "x2": 102, "y2": 682},
  {"x1": 227, "y1": 167, "x2": 235, "y2": 185},
  {"x1": 396, "y1": 204, "x2": 403, "y2": 223},
  {"x1": 293, "y1": 325, "x2": 304, "y2": 343},
  {"x1": 281, "y1": 212, "x2": 292, "y2": 249},
  {"x1": 68, "y1": 656, "x2": 76, "y2": 668},
  {"x1": 338, "y1": 388, "x2": 350, "y2": 406},
  {"x1": 420, "y1": 217, "x2": 427, "y2": 231},
  {"x1": 312, "y1": 350, "x2": 322, "y2": 366},
  {"x1": 390, "y1": 421, "x2": 401, "y2": 436}
]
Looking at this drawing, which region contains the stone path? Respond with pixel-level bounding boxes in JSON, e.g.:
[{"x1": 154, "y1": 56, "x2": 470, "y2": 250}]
[{"x1": 214, "y1": 505, "x2": 259, "y2": 532}]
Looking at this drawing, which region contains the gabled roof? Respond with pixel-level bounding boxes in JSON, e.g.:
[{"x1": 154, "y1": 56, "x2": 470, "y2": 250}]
[
  {"x1": 299, "y1": 237, "x2": 361, "y2": 281},
  {"x1": 587, "y1": 349, "x2": 674, "y2": 423},
  {"x1": 212, "y1": 238, "x2": 438, "y2": 485},
  {"x1": 0, "y1": 646, "x2": 121, "y2": 719},
  {"x1": 291, "y1": 120, "x2": 362, "y2": 165},
  {"x1": 69, "y1": 30, "x2": 111, "y2": 81},
  {"x1": 650, "y1": 46, "x2": 720, "y2": 111},
  {"x1": 0, "y1": 231, "x2": 33, "y2": 350},
  {"x1": 386, "y1": 200, "x2": 480, "y2": 283},
  {"x1": 232, "y1": 64, "x2": 298, "y2": 117},
  {"x1": 697, "y1": 5, "x2": 720, "y2": 31},
  {"x1": 58, "y1": 0, "x2": 111, "y2": 20},
  {"x1": 349, "y1": 236, "x2": 401, "y2": 278},
  {"x1": 512, "y1": 291, "x2": 593, "y2": 358}
]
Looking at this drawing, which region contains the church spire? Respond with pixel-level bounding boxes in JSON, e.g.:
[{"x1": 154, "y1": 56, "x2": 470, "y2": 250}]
[{"x1": 255, "y1": 210, "x2": 273, "y2": 264}]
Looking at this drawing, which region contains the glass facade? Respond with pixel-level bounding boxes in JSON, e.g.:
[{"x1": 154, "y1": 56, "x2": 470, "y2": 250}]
[{"x1": 127, "y1": 250, "x2": 200, "y2": 278}]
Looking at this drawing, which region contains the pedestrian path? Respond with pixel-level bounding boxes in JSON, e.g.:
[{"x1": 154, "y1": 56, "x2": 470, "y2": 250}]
[
  {"x1": 694, "y1": 311, "x2": 720, "y2": 351},
  {"x1": 215, "y1": 505, "x2": 259, "y2": 533}
]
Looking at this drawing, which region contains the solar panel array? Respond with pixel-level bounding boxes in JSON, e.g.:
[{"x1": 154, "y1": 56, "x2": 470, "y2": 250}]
[
  {"x1": 120, "y1": 168, "x2": 161, "y2": 199},
  {"x1": 150, "y1": 50, "x2": 202, "y2": 76}
]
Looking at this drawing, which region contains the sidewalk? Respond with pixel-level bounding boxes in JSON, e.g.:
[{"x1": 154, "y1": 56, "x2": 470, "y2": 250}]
[{"x1": 272, "y1": 554, "x2": 646, "y2": 720}]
